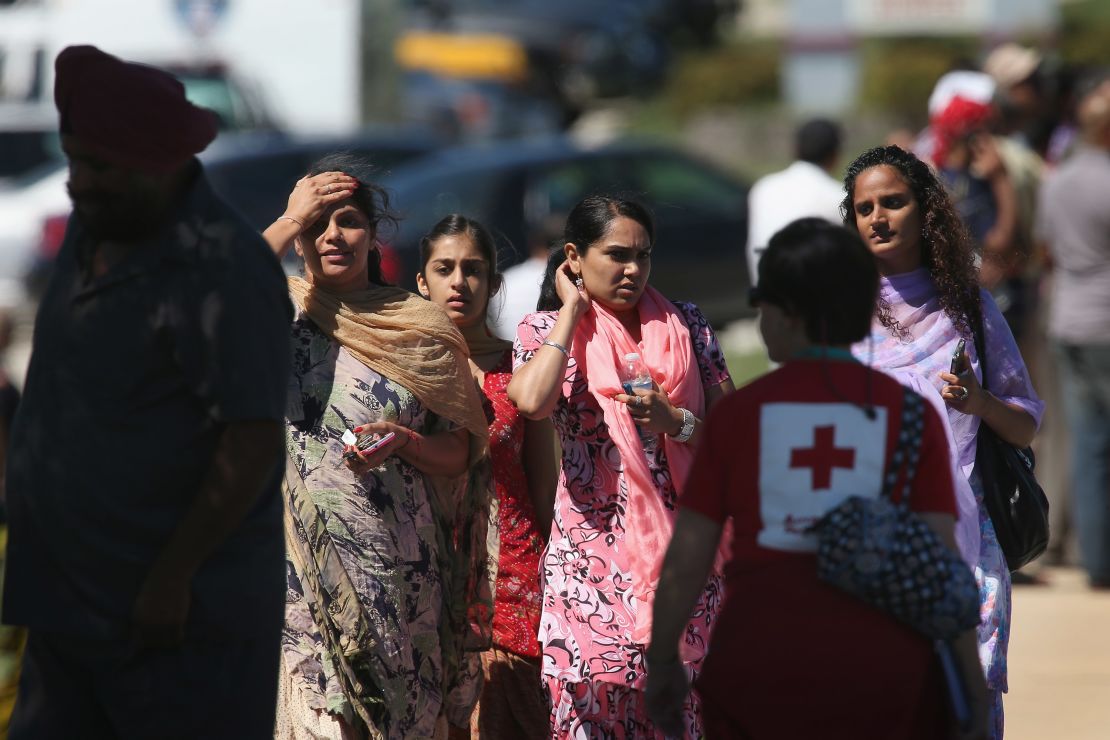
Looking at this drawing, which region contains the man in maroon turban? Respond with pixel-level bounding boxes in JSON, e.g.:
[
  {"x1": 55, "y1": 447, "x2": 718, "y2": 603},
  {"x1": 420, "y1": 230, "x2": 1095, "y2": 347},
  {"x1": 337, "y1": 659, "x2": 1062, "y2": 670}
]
[
  {"x1": 3, "y1": 46, "x2": 292, "y2": 739},
  {"x1": 53, "y1": 45, "x2": 219, "y2": 243}
]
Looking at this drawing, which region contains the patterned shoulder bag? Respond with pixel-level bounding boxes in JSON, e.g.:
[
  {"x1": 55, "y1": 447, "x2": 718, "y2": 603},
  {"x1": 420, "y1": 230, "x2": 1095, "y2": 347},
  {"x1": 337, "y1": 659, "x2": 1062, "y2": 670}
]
[{"x1": 807, "y1": 388, "x2": 980, "y2": 641}]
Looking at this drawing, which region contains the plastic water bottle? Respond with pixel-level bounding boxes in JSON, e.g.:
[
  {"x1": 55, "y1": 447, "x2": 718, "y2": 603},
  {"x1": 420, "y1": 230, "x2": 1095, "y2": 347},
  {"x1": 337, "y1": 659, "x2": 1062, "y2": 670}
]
[{"x1": 620, "y1": 352, "x2": 654, "y2": 444}]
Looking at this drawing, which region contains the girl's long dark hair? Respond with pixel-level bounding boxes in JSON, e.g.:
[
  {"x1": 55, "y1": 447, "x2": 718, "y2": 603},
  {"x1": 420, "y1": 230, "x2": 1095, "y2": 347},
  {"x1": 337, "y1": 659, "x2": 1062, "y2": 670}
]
[
  {"x1": 841, "y1": 145, "x2": 982, "y2": 338},
  {"x1": 536, "y1": 246, "x2": 568, "y2": 312}
]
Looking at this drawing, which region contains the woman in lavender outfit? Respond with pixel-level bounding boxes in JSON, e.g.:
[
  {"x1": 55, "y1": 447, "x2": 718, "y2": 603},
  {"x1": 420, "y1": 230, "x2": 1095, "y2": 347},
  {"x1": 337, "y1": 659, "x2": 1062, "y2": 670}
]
[{"x1": 844, "y1": 145, "x2": 1044, "y2": 739}]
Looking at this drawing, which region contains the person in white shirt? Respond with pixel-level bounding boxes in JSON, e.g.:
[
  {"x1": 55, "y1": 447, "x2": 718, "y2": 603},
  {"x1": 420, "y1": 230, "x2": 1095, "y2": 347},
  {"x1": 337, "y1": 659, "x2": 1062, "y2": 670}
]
[
  {"x1": 491, "y1": 215, "x2": 563, "y2": 340},
  {"x1": 746, "y1": 118, "x2": 844, "y2": 279}
]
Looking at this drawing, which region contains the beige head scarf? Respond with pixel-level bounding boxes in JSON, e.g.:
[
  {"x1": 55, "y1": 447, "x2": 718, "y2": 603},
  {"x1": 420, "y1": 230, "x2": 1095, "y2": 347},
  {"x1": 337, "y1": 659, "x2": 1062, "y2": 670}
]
[{"x1": 287, "y1": 276, "x2": 489, "y2": 454}]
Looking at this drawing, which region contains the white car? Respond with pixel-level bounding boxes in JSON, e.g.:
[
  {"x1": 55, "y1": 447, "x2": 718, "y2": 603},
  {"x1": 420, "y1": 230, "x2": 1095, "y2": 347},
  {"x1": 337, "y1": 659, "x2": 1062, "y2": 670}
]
[{"x1": 0, "y1": 164, "x2": 69, "y2": 308}]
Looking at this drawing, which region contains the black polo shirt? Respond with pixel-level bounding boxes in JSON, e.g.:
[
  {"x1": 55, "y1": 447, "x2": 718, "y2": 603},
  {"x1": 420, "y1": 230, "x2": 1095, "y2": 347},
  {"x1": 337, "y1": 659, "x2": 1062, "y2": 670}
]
[{"x1": 2, "y1": 166, "x2": 292, "y2": 640}]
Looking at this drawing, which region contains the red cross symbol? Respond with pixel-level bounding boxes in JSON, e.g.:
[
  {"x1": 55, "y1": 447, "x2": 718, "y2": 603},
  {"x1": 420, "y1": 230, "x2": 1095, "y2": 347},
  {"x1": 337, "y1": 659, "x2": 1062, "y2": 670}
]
[{"x1": 790, "y1": 425, "x2": 855, "y2": 490}]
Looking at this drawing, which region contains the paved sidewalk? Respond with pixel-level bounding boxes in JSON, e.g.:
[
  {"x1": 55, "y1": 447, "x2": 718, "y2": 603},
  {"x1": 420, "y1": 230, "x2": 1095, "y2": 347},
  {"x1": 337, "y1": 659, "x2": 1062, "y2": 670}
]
[{"x1": 1005, "y1": 567, "x2": 1110, "y2": 740}]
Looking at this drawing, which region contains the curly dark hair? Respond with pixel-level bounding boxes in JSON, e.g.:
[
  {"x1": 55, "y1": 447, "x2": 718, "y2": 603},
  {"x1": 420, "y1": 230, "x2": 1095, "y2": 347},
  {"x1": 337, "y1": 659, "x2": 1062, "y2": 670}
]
[{"x1": 840, "y1": 145, "x2": 981, "y2": 338}]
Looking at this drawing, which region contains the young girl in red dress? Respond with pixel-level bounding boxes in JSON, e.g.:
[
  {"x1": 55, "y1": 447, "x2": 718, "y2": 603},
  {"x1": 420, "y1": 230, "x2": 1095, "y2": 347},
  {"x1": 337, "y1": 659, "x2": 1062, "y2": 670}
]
[{"x1": 417, "y1": 214, "x2": 557, "y2": 739}]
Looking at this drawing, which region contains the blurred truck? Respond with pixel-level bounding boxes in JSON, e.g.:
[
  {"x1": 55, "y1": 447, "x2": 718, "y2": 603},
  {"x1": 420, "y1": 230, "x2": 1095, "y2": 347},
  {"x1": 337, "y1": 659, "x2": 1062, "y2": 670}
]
[{"x1": 0, "y1": 0, "x2": 366, "y2": 155}]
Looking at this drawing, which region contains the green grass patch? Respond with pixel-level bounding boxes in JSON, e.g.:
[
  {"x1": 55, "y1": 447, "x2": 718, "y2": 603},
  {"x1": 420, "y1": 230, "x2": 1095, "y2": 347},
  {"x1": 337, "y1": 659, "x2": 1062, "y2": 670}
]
[{"x1": 725, "y1": 348, "x2": 770, "y2": 388}]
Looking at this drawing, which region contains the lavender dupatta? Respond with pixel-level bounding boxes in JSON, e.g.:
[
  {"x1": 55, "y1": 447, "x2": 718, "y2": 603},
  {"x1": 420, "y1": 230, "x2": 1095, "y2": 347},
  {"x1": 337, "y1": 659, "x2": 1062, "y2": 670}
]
[{"x1": 853, "y1": 268, "x2": 1045, "y2": 564}]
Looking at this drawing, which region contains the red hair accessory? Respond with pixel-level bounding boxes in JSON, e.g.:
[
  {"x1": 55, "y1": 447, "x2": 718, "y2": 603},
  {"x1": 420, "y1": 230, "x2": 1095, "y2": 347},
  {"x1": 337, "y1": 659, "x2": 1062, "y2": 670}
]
[{"x1": 930, "y1": 95, "x2": 994, "y2": 167}]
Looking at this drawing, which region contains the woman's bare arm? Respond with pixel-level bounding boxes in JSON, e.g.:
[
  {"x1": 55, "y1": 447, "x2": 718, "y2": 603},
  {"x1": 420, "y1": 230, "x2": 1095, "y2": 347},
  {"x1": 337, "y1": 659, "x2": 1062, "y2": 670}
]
[
  {"x1": 262, "y1": 218, "x2": 301, "y2": 260},
  {"x1": 978, "y1": 399, "x2": 1037, "y2": 449},
  {"x1": 508, "y1": 262, "x2": 590, "y2": 419},
  {"x1": 940, "y1": 357, "x2": 1037, "y2": 448},
  {"x1": 647, "y1": 508, "x2": 724, "y2": 663},
  {"x1": 346, "y1": 423, "x2": 470, "y2": 477}
]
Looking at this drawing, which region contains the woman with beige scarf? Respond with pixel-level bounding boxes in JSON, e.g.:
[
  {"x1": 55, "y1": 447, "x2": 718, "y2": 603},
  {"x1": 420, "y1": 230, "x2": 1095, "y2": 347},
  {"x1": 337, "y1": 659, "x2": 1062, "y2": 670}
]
[{"x1": 262, "y1": 154, "x2": 493, "y2": 740}]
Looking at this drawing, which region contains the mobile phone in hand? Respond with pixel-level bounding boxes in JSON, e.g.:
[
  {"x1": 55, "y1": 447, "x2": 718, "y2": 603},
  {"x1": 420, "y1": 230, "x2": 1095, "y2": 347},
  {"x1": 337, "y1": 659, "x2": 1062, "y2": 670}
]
[
  {"x1": 949, "y1": 338, "x2": 967, "y2": 375},
  {"x1": 358, "y1": 432, "x2": 396, "y2": 457},
  {"x1": 342, "y1": 430, "x2": 396, "y2": 462}
]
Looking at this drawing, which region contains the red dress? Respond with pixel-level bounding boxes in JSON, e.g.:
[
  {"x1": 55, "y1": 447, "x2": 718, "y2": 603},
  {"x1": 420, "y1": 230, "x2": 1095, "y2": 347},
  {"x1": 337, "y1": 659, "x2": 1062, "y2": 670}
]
[
  {"x1": 484, "y1": 351, "x2": 544, "y2": 657},
  {"x1": 681, "y1": 358, "x2": 958, "y2": 740}
]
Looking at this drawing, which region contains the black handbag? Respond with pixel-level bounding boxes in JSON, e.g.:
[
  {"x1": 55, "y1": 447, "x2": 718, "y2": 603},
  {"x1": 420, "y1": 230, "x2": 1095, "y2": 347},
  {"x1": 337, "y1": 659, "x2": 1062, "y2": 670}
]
[
  {"x1": 972, "y1": 313, "x2": 1050, "y2": 571},
  {"x1": 808, "y1": 389, "x2": 981, "y2": 641}
]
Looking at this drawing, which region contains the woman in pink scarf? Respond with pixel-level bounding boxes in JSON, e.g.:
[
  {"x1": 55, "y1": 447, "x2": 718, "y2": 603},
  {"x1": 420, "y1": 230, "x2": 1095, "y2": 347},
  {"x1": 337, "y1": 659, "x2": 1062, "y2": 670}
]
[{"x1": 508, "y1": 195, "x2": 735, "y2": 738}]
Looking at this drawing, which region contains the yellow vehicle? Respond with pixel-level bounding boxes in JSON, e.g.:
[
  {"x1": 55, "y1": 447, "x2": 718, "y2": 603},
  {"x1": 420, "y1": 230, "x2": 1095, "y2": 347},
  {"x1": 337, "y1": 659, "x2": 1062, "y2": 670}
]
[{"x1": 394, "y1": 30, "x2": 529, "y2": 82}]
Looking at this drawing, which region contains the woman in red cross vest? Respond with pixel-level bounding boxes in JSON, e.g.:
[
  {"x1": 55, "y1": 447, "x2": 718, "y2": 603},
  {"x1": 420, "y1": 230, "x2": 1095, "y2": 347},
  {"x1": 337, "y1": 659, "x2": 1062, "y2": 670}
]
[{"x1": 644, "y1": 219, "x2": 989, "y2": 739}]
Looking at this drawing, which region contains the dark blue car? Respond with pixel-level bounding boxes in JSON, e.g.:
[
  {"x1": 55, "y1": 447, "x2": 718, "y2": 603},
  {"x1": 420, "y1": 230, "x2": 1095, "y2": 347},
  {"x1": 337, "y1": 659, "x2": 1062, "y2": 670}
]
[{"x1": 383, "y1": 137, "x2": 753, "y2": 325}]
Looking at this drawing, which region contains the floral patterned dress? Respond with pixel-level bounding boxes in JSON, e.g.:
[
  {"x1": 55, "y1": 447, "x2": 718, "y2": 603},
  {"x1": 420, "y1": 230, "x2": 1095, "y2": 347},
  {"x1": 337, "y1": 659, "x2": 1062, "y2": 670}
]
[
  {"x1": 278, "y1": 311, "x2": 484, "y2": 740},
  {"x1": 513, "y1": 302, "x2": 731, "y2": 739}
]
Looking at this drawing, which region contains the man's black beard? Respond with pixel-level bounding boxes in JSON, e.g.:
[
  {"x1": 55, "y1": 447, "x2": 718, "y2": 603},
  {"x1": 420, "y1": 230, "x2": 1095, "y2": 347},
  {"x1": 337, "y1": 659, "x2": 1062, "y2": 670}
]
[{"x1": 68, "y1": 188, "x2": 167, "y2": 243}]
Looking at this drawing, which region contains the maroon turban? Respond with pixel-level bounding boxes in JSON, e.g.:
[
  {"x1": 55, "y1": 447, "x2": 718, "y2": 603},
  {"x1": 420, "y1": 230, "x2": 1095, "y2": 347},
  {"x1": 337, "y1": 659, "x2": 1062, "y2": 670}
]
[{"x1": 54, "y1": 45, "x2": 218, "y2": 173}]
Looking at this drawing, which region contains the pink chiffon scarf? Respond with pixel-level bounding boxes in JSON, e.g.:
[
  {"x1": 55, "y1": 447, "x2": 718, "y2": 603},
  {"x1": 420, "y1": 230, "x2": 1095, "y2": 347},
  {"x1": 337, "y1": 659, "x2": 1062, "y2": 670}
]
[{"x1": 572, "y1": 285, "x2": 705, "y2": 645}]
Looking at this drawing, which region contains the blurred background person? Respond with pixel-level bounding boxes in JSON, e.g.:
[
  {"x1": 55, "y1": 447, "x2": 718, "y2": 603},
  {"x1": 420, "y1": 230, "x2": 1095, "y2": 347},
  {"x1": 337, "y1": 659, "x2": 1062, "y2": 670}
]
[
  {"x1": 0, "y1": 311, "x2": 19, "y2": 507},
  {"x1": 508, "y1": 195, "x2": 734, "y2": 738},
  {"x1": 416, "y1": 214, "x2": 556, "y2": 740},
  {"x1": 0, "y1": 309, "x2": 23, "y2": 738},
  {"x1": 982, "y1": 47, "x2": 1051, "y2": 370},
  {"x1": 646, "y1": 218, "x2": 988, "y2": 740},
  {"x1": 983, "y1": 43, "x2": 1049, "y2": 215},
  {"x1": 263, "y1": 156, "x2": 493, "y2": 740},
  {"x1": 746, "y1": 117, "x2": 845, "y2": 281},
  {"x1": 1035, "y1": 79, "x2": 1110, "y2": 590},
  {"x1": 928, "y1": 52, "x2": 1074, "y2": 581},
  {"x1": 975, "y1": 44, "x2": 1071, "y2": 576},
  {"x1": 491, "y1": 214, "x2": 565, "y2": 340},
  {"x1": 885, "y1": 126, "x2": 920, "y2": 152},
  {"x1": 844, "y1": 145, "x2": 1044, "y2": 738},
  {"x1": 984, "y1": 43, "x2": 1055, "y2": 158},
  {"x1": 924, "y1": 63, "x2": 1046, "y2": 498},
  {"x1": 926, "y1": 74, "x2": 1020, "y2": 293},
  {"x1": 4, "y1": 46, "x2": 292, "y2": 739}
]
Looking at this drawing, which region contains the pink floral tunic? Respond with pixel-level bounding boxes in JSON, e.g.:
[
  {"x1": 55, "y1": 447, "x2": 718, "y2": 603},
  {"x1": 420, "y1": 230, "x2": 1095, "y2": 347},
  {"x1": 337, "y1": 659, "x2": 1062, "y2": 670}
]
[{"x1": 513, "y1": 303, "x2": 730, "y2": 738}]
